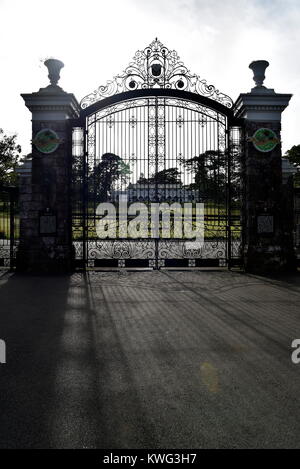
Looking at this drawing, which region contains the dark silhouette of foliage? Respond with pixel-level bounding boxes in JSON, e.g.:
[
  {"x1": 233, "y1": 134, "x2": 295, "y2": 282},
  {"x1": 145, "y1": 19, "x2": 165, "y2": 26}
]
[
  {"x1": 91, "y1": 153, "x2": 131, "y2": 201},
  {"x1": 182, "y1": 150, "x2": 226, "y2": 200},
  {"x1": 0, "y1": 129, "x2": 21, "y2": 187},
  {"x1": 137, "y1": 167, "x2": 181, "y2": 185},
  {"x1": 284, "y1": 145, "x2": 300, "y2": 166},
  {"x1": 284, "y1": 145, "x2": 300, "y2": 186},
  {"x1": 181, "y1": 147, "x2": 241, "y2": 204}
]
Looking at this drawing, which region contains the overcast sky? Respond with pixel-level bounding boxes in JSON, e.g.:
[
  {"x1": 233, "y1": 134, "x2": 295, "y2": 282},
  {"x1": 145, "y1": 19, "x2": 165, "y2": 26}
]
[{"x1": 0, "y1": 0, "x2": 299, "y2": 154}]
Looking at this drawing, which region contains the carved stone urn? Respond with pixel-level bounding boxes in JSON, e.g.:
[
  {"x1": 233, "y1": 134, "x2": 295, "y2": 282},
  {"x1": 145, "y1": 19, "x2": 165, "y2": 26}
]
[
  {"x1": 249, "y1": 60, "x2": 269, "y2": 88},
  {"x1": 44, "y1": 59, "x2": 64, "y2": 86}
]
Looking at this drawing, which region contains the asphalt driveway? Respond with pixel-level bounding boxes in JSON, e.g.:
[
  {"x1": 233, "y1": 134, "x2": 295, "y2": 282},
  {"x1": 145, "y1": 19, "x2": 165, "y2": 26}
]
[{"x1": 0, "y1": 269, "x2": 300, "y2": 448}]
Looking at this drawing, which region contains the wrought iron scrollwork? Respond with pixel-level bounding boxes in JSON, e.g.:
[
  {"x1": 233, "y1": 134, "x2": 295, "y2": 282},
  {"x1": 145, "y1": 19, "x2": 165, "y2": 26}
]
[
  {"x1": 72, "y1": 240, "x2": 231, "y2": 262},
  {"x1": 80, "y1": 38, "x2": 233, "y2": 110}
]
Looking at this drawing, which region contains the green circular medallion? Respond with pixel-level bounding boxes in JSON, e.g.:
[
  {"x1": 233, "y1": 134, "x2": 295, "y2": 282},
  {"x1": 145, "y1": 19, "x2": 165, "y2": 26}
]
[
  {"x1": 251, "y1": 128, "x2": 279, "y2": 153},
  {"x1": 33, "y1": 129, "x2": 60, "y2": 154}
]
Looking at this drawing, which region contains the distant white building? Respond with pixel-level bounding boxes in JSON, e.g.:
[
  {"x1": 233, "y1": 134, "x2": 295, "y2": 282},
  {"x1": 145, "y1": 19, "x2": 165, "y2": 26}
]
[{"x1": 111, "y1": 183, "x2": 199, "y2": 202}]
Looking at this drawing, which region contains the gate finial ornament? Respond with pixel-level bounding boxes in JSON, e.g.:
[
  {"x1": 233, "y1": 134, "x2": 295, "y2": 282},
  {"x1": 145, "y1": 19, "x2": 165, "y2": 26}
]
[{"x1": 80, "y1": 38, "x2": 233, "y2": 110}]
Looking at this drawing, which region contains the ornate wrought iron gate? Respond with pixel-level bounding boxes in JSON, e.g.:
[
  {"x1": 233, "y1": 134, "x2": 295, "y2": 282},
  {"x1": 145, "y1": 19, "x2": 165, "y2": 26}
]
[
  {"x1": 0, "y1": 186, "x2": 18, "y2": 268},
  {"x1": 72, "y1": 39, "x2": 243, "y2": 269}
]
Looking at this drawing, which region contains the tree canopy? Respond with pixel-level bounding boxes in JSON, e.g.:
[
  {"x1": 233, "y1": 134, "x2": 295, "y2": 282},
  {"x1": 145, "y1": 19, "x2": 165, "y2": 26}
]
[
  {"x1": 0, "y1": 128, "x2": 21, "y2": 187},
  {"x1": 91, "y1": 152, "x2": 131, "y2": 201},
  {"x1": 137, "y1": 167, "x2": 182, "y2": 185},
  {"x1": 284, "y1": 144, "x2": 300, "y2": 186},
  {"x1": 284, "y1": 145, "x2": 300, "y2": 167},
  {"x1": 181, "y1": 150, "x2": 226, "y2": 199}
]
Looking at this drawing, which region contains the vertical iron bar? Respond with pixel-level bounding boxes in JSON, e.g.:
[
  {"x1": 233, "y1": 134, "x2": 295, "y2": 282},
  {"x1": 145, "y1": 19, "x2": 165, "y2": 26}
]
[
  {"x1": 226, "y1": 125, "x2": 232, "y2": 269},
  {"x1": 83, "y1": 123, "x2": 87, "y2": 269},
  {"x1": 155, "y1": 96, "x2": 159, "y2": 269},
  {"x1": 9, "y1": 189, "x2": 15, "y2": 269}
]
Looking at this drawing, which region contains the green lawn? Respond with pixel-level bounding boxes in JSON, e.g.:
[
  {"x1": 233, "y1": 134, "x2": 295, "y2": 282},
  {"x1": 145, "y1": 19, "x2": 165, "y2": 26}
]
[
  {"x1": 72, "y1": 205, "x2": 241, "y2": 240},
  {"x1": 0, "y1": 206, "x2": 241, "y2": 241},
  {"x1": 0, "y1": 214, "x2": 19, "y2": 240}
]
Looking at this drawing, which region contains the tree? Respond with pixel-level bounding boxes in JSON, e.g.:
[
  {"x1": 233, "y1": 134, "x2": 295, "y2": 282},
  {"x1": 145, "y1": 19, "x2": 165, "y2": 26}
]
[
  {"x1": 181, "y1": 147, "x2": 242, "y2": 204},
  {"x1": 137, "y1": 167, "x2": 182, "y2": 185},
  {"x1": 136, "y1": 173, "x2": 148, "y2": 184},
  {"x1": 182, "y1": 150, "x2": 226, "y2": 200},
  {"x1": 152, "y1": 168, "x2": 181, "y2": 184},
  {"x1": 90, "y1": 153, "x2": 131, "y2": 202},
  {"x1": 0, "y1": 129, "x2": 21, "y2": 186},
  {"x1": 284, "y1": 145, "x2": 300, "y2": 166},
  {"x1": 284, "y1": 145, "x2": 300, "y2": 186}
]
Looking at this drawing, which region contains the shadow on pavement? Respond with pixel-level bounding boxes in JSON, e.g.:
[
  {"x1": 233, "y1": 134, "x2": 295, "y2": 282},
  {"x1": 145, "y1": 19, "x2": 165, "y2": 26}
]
[
  {"x1": 0, "y1": 272, "x2": 159, "y2": 448},
  {"x1": 0, "y1": 273, "x2": 72, "y2": 448}
]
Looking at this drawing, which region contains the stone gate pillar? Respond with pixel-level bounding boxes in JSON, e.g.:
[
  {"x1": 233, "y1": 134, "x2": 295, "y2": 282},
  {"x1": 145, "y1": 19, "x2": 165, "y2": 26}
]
[
  {"x1": 235, "y1": 60, "x2": 296, "y2": 273},
  {"x1": 18, "y1": 59, "x2": 80, "y2": 273}
]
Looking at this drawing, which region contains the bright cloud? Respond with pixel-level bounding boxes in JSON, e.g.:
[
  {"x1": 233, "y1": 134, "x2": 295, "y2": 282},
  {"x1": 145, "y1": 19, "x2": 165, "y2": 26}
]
[{"x1": 0, "y1": 0, "x2": 299, "y2": 154}]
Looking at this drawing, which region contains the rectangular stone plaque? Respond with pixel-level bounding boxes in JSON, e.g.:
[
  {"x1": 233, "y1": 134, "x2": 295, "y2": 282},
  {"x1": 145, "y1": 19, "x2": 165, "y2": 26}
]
[
  {"x1": 257, "y1": 215, "x2": 274, "y2": 234},
  {"x1": 39, "y1": 211, "x2": 57, "y2": 236}
]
